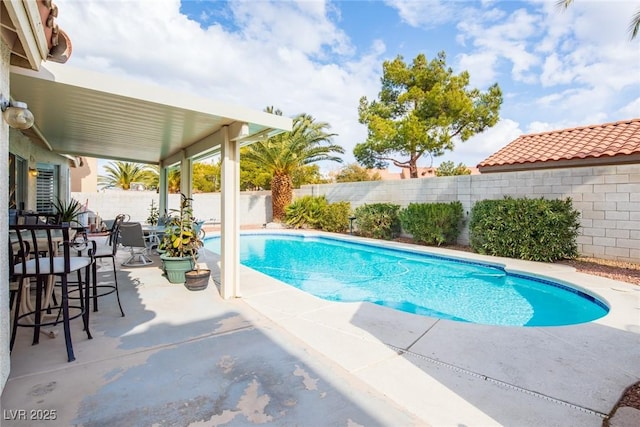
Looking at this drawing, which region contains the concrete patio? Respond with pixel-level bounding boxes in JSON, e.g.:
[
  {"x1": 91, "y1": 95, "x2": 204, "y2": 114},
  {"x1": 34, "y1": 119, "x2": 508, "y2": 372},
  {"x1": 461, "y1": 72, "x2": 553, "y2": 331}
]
[{"x1": 2, "y1": 233, "x2": 640, "y2": 426}]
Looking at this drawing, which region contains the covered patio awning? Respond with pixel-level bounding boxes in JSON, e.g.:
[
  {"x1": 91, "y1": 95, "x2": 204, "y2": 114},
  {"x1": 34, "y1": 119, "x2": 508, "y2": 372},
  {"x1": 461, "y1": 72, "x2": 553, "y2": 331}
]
[
  {"x1": 9, "y1": 62, "x2": 292, "y2": 299},
  {"x1": 9, "y1": 62, "x2": 291, "y2": 165}
]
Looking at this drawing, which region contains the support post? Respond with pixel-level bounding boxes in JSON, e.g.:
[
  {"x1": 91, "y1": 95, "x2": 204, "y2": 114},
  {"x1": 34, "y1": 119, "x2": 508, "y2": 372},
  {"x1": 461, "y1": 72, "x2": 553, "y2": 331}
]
[
  {"x1": 220, "y1": 126, "x2": 240, "y2": 298},
  {"x1": 179, "y1": 154, "x2": 192, "y2": 199},
  {"x1": 158, "y1": 162, "x2": 168, "y2": 217}
]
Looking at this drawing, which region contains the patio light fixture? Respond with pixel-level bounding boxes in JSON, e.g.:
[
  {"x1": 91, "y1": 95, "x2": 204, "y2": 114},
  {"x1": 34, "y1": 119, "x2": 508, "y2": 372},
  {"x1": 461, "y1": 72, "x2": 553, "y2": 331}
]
[
  {"x1": 0, "y1": 94, "x2": 35, "y2": 130},
  {"x1": 29, "y1": 167, "x2": 39, "y2": 177}
]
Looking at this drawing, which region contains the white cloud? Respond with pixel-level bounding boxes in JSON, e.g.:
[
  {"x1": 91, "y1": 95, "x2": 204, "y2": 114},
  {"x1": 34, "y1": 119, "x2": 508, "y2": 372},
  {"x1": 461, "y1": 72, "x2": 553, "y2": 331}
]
[
  {"x1": 439, "y1": 118, "x2": 523, "y2": 167},
  {"x1": 383, "y1": 0, "x2": 455, "y2": 28},
  {"x1": 456, "y1": 7, "x2": 542, "y2": 84},
  {"x1": 618, "y1": 97, "x2": 640, "y2": 118},
  {"x1": 457, "y1": 52, "x2": 499, "y2": 87},
  {"x1": 539, "y1": 53, "x2": 575, "y2": 87}
]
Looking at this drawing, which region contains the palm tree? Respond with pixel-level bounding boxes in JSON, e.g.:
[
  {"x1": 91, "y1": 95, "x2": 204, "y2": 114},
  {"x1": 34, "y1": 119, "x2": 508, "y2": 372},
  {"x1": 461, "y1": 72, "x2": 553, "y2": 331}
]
[
  {"x1": 167, "y1": 168, "x2": 181, "y2": 193},
  {"x1": 557, "y1": 0, "x2": 640, "y2": 39},
  {"x1": 243, "y1": 110, "x2": 344, "y2": 222},
  {"x1": 98, "y1": 161, "x2": 155, "y2": 190}
]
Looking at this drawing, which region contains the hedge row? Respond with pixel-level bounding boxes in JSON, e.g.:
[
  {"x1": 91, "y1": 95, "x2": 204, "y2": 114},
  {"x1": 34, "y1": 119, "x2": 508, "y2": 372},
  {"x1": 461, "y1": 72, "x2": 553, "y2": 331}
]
[{"x1": 284, "y1": 196, "x2": 581, "y2": 262}]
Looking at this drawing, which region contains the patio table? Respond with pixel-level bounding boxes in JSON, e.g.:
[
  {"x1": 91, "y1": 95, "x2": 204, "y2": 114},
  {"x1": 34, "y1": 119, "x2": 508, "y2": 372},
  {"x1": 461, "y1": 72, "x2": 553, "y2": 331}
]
[{"x1": 141, "y1": 224, "x2": 165, "y2": 249}]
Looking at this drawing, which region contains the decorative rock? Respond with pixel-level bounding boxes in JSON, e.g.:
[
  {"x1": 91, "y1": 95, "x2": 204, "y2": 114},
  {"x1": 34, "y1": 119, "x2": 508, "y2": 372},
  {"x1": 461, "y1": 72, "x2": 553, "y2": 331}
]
[
  {"x1": 265, "y1": 222, "x2": 285, "y2": 229},
  {"x1": 609, "y1": 407, "x2": 640, "y2": 427}
]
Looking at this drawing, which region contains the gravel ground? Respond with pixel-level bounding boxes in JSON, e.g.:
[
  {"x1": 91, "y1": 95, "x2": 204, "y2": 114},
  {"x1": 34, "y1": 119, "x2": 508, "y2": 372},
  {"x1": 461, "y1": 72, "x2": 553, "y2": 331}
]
[{"x1": 558, "y1": 257, "x2": 640, "y2": 286}]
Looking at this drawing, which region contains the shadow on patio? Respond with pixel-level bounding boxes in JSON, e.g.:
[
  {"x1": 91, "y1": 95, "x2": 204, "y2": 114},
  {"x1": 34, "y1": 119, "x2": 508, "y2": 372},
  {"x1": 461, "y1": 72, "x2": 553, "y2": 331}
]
[{"x1": 1, "y1": 251, "x2": 417, "y2": 426}]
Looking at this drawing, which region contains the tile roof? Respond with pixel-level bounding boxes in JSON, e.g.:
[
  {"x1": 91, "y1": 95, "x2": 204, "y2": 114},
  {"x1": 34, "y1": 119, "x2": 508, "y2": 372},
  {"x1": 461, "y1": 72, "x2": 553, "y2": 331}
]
[{"x1": 478, "y1": 118, "x2": 640, "y2": 171}]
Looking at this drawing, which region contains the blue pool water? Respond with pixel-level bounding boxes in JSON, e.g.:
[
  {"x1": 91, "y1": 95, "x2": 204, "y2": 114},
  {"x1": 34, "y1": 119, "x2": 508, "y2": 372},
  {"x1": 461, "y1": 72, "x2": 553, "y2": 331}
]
[{"x1": 205, "y1": 234, "x2": 609, "y2": 326}]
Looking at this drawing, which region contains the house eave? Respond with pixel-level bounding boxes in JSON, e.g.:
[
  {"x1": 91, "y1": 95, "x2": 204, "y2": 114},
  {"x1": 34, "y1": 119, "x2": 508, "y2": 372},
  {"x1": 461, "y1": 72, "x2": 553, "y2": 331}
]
[{"x1": 478, "y1": 154, "x2": 640, "y2": 173}]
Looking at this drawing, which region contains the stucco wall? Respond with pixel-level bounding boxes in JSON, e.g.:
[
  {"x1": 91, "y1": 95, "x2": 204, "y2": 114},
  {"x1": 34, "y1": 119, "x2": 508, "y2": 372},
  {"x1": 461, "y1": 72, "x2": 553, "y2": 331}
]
[
  {"x1": 72, "y1": 191, "x2": 272, "y2": 227},
  {"x1": 297, "y1": 164, "x2": 640, "y2": 263},
  {"x1": 1, "y1": 37, "x2": 11, "y2": 393},
  {"x1": 71, "y1": 157, "x2": 98, "y2": 192},
  {"x1": 9, "y1": 129, "x2": 73, "y2": 211}
]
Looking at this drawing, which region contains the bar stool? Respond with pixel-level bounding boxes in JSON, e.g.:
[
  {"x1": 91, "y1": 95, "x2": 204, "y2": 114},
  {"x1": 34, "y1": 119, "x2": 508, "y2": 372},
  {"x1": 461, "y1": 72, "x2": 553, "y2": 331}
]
[{"x1": 10, "y1": 224, "x2": 95, "y2": 362}]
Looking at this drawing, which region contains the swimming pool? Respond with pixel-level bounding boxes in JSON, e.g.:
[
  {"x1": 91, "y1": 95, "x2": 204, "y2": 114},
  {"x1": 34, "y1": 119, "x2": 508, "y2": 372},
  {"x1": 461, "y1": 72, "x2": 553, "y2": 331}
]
[{"x1": 205, "y1": 233, "x2": 609, "y2": 326}]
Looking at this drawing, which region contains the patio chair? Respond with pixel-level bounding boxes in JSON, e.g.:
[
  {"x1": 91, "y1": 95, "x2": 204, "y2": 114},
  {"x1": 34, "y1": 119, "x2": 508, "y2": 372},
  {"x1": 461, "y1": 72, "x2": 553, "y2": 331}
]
[
  {"x1": 119, "y1": 222, "x2": 154, "y2": 267},
  {"x1": 77, "y1": 214, "x2": 127, "y2": 316},
  {"x1": 98, "y1": 213, "x2": 130, "y2": 246}
]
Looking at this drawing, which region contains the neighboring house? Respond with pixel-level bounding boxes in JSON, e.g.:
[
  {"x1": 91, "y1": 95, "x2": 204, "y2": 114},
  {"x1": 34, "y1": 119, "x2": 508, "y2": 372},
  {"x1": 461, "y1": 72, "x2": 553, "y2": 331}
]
[
  {"x1": 70, "y1": 157, "x2": 97, "y2": 192},
  {"x1": 374, "y1": 167, "x2": 437, "y2": 180},
  {"x1": 477, "y1": 118, "x2": 640, "y2": 173},
  {"x1": 374, "y1": 166, "x2": 479, "y2": 179}
]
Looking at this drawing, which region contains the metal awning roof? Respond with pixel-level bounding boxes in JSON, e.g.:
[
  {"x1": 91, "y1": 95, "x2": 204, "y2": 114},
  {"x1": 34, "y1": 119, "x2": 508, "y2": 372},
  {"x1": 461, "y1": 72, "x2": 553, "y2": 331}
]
[{"x1": 9, "y1": 62, "x2": 291, "y2": 165}]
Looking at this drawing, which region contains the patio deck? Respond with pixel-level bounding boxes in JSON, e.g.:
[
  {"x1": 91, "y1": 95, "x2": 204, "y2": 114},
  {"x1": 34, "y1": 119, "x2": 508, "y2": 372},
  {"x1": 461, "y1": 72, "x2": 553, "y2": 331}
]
[{"x1": 2, "y1": 234, "x2": 640, "y2": 426}]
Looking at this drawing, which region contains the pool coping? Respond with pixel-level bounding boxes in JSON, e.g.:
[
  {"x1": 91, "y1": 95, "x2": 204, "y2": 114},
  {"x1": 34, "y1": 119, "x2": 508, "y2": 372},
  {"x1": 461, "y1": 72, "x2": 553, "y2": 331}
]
[{"x1": 208, "y1": 229, "x2": 640, "y2": 425}]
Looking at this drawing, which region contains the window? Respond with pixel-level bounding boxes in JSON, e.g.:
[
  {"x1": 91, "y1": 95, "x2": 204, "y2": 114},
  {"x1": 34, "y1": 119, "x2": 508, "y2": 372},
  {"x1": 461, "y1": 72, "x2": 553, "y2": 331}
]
[
  {"x1": 9, "y1": 153, "x2": 26, "y2": 210},
  {"x1": 36, "y1": 164, "x2": 60, "y2": 213}
]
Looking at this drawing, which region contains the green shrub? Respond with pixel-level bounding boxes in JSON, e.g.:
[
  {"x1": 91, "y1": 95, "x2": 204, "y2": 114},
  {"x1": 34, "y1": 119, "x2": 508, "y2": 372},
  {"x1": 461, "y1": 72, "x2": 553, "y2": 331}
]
[
  {"x1": 285, "y1": 195, "x2": 328, "y2": 229},
  {"x1": 354, "y1": 203, "x2": 401, "y2": 240},
  {"x1": 399, "y1": 201, "x2": 464, "y2": 246},
  {"x1": 285, "y1": 196, "x2": 351, "y2": 232},
  {"x1": 469, "y1": 197, "x2": 580, "y2": 262},
  {"x1": 320, "y1": 201, "x2": 351, "y2": 233}
]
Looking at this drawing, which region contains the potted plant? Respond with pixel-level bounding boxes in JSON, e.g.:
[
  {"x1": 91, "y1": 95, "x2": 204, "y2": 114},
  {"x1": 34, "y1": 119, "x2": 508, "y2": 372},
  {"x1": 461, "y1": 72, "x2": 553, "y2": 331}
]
[
  {"x1": 52, "y1": 197, "x2": 85, "y2": 225},
  {"x1": 159, "y1": 194, "x2": 210, "y2": 289},
  {"x1": 146, "y1": 199, "x2": 159, "y2": 225}
]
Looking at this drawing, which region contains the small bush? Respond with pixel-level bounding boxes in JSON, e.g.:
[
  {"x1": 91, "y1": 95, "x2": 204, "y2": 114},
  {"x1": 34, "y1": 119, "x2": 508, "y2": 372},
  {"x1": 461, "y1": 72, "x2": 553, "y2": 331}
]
[
  {"x1": 285, "y1": 196, "x2": 351, "y2": 232},
  {"x1": 285, "y1": 195, "x2": 328, "y2": 229},
  {"x1": 399, "y1": 201, "x2": 464, "y2": 246},
  {"x1": 469, "y1": 197, "x2": 580, "y2": 262},
  {"x1": 354, "y1": 203, "x2": 401, "y2": 240},
  {"x1": 320, "y1": 201, "x2": 351, "y2": 233}
]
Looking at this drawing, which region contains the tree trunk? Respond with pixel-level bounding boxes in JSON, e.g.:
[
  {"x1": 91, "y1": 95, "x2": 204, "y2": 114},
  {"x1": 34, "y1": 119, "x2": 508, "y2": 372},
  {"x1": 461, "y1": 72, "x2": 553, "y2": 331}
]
[
  {"x1": 409, "y1": 161, "x2": 418, "y2": 179},
  {"x1": 271, "y1": 172, "x2": 293, "y2": 222}
]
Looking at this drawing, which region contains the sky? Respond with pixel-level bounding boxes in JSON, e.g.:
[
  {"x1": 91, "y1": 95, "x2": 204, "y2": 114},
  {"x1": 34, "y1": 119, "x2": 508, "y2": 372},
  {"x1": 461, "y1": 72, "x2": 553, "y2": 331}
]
[{"x1": 55, "y1": 0, "x2": 640, "y2": 174}]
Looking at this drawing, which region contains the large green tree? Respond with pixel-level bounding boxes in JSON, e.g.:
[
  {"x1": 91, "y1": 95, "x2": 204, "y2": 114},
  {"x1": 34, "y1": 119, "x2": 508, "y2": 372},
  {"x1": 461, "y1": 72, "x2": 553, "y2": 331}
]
[
  {"x1": 192, "y1": 161, "x2": 221, "y2": 193},
  {"x1": 98, "y1": 161, "x2": 156, "y2": 190},
  {"x1": 242, "y1": 109, "x2": 344, "y2": 221},
  {"x1": 355, "y1": 51, "x2": 502, "y2": 178},
  {"x1": 558, "y1": 0, "x2": 639, "y2": 39}
]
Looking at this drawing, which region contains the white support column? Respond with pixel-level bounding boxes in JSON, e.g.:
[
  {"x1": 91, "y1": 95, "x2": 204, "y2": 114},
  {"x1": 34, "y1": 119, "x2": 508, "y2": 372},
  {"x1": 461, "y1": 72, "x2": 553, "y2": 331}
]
[
  {"x1": 179, "y1": 153, "x2": 192, "y2": 198},
  {"x1": 158, "y1": 162, "x2": 168, "y2": 217},
  {"x1": 220, "y1": 125, "x2": 240, "y2": 298}
]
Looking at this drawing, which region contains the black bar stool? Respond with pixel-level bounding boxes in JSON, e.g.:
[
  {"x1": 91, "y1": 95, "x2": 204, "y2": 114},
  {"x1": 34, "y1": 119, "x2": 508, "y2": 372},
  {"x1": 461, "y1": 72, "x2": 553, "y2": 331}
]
[{"x1": 10, "y1": 224, "x2": 95, "y2": 362}]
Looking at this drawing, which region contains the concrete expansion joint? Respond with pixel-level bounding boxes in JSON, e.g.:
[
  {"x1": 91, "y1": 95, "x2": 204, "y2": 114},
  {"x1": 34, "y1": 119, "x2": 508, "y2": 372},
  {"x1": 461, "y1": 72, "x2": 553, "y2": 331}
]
[
  {"x1": 386, "y1": 344, "x2": 608, "y2": 420},
  {"x1": 405, "y1": 319, "x2": 440, "y2": 352}
]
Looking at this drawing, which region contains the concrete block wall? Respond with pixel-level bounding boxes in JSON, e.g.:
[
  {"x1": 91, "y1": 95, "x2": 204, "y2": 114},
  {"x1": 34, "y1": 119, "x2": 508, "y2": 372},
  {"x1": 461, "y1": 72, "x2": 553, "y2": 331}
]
[
  {"x1": 72, "y1": 163, "x2": 640, "y2": 262},
  {"x1": 297, "y1": 164, "x2": 640, "y2": 263}
]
